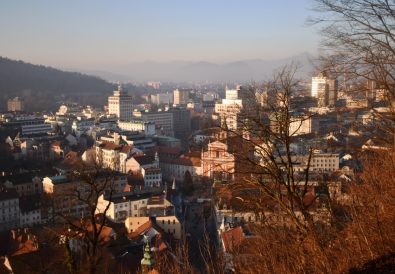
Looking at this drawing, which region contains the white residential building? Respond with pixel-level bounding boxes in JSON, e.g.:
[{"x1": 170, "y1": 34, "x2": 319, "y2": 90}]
[
  {"x1": 117, "y1": 120, "x2": 156, "y2": 136},
  {"x1": 310, "y1": 152, "x2": 339, "y2": 172},
  {"x1": 125, "y1": 215, "x2": 182, "y2": 240},
  {"x1": 126, "y1": 152, "x2": 163, "y2": 187},
  {"x1": 160, "y1": 153, "x2": 202, "y2": 182},
  {"x1": 289, "y1": 115, "x2": 318, "y2": 136},
  {"x1": 97, "y1": 192, "x2": 173, "y2": 223},
  {"x1": 95, "y1": 141, "x2": 133, "y2": 173}
]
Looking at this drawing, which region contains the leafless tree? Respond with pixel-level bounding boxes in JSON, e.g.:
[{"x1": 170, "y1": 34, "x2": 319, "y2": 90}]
[
  {"x1": 311, "y1": 0, "x2": 395, "y2": 147},
  {"x1": 218, "y1": 65, "x2": 320, "y2": 235},
  {"x1": 48, "y1": 163, "x2": 116, "y2": 274}
]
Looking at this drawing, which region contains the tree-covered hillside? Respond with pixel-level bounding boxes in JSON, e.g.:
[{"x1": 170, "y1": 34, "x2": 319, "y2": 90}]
[{"x1": 0, "y1": 57, "x2": 115, "y2": 111}]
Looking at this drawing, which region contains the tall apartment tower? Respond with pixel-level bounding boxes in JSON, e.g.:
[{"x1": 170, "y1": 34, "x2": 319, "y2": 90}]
[
  {"x1": 311, "y1": 73, "x2": 338, "y2": 107},
  {"x1": 215, "y1": 86, "x2": 249, "y2": 131},
  {"x1": 327, "y1": 78, "x2": 338, "y2": 106},
  {"x1": 173, "y1": 88, "x2": 190, "y2": 105},
  {"x1": 7, "y1": 97, "x2": 24, "y2": 112},
  {"x1": 108, "y1": 85, "x2": 133, "y2": 121}
]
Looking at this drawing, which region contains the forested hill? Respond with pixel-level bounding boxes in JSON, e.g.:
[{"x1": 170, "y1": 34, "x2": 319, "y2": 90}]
[{"x1": 0, "y1": 57, "x2": 115, "y2": 111}]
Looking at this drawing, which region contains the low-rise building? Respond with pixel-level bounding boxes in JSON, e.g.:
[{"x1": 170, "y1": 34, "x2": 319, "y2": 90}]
[
  {"x1": 97, "y1": 191, "x2": 170, "y2": 223},
  {"x1": 95, "y1": 140, "x2": 133, "y2": 173},
  {"x1": 0, "y1": 188, "x2": 20, "y2": 231},
  {"x1": 160, "y1": 152, "x2": 202, "y2": 182},
  {"x1": 19, "y1": 194, "x2": 41, "y2": 227},
  {"x1": 310, "y1": 151, "x2": 339, "y2": 172},
  {"x1": 125, "y1": 215, "x2": 182, "y2": 240},
  {"x1": 2, "y1": 174, "x2": 42, "y2": 196},
  {"x1": 117, "y1": 120, "x2": 155, "y2": 136},
  {"x1": 42, "y1": 174, "x2": 127, "y2": 219}
]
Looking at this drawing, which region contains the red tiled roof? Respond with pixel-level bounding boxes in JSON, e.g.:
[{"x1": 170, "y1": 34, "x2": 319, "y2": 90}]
[
  {"x1": 99, "y1": 141, "x2": 132, "y2": 153},
  {"x1": 129, "y1": 221, "x2": 154, "y2": 239},
  {"x1": 222, "y1": 226, "x2": 245, "y2": 252}
]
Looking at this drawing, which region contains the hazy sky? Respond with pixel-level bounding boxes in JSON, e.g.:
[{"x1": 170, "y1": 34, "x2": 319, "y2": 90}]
[{"x1": 0, "y1": 0, "x2": 320, "y2": 69}]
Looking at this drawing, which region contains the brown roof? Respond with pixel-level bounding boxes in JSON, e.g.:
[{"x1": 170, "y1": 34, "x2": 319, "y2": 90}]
[
  {"x1": 57, "y1": 151, "x2": 83, "y2": 170},
  {"x1": 222, "y1": 226, "x2": 246, "y2": 252},
  {"x1": 11, "y1": 239, "x2": 38, "y2": 256},
  {"x1": 161, "y1": 153, "x2": 201, "y2": 167},
  {"x1": 99, "y1": 141, "x2": 132, "y2": 153},
  {"x1": 129, "y1": 220, "x2": 154, "y2": 239},
  {"x1": 134, "y1": 154, "x2": 155, "y2": 166},
  {"x1": 127, "y1": 173, "x2": 145, "y2": 186}
]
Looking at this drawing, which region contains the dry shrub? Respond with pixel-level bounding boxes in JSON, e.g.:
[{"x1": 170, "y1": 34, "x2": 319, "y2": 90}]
[{"x1": 227, "y1": 151, "x2": 395, "y2": 274}]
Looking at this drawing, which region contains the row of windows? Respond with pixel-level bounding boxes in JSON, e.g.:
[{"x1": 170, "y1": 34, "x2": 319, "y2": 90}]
[
  {"x1": 311, "y1": 164, "x2": 337, "y2": 167},
  {"x1": 2, "y1": 208, "x2": 17, "y2": 213},
  {"x1": 1, "y1": 200, "x2": 18, "y2": 206},
  {"x1": 224, "y1": 215, "x2": 254, "y2": 223},
  {"x1": 21, "y1": 215, "x2": 40, "y2": 222},
  {"x1": 161, "y1": 219, "x2": 176, "y2": 225},
  {"x1": 2, "y1": 214, "x2": 18, "y2": 221},
  {"x1": 312, "y1": 158, "x2": 337, "y2": 162},
  {"x1": 146, "y1": 175, "x2": 161, "y2": 180},
  {"x1": 115, "y1": 200, "x2": 146, "y2": 209}
]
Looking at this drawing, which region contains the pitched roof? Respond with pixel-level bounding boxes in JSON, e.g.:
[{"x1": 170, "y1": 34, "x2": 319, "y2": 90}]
[
  {"x1": 98, "y1": 141, "x2": 132, "y2": 153},
  {"x1": 134, "y1": 154, "x2": 155, "y2": 166},
  {"x1": 221, "y1": 226, "x2": 246, "y2": 252}
]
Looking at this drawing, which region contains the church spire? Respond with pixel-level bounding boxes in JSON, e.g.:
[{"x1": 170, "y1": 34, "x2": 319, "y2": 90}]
[{"x1": 141, "y1": 236, "x2": 155, "y2": 273}]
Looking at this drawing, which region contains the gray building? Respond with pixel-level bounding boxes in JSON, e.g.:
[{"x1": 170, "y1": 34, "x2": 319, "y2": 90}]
[
  {"x1": 7, "y1": 97, "x2": 24, "y2": 112},
  {"x1": 0, "y1": 188, "x2": 20, "y2": 231},
  {"x1": 170, "y1": 107, "x2": 191, "y2": 140}
]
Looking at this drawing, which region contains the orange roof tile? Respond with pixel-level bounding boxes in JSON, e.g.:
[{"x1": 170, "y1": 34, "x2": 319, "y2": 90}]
[{"x1": 222, "y1": 226, "x2": 245, "y2": 252}]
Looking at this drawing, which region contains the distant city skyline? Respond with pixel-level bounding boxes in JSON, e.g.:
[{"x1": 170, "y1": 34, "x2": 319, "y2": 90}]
[{"x1": 0, "y1": 0, "x2": 320, "y2": 71}]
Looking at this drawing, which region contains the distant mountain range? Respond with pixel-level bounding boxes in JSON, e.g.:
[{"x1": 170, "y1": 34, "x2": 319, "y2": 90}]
[{"x1": 81, "y1": 52, "x2": 317, "y2": 83}]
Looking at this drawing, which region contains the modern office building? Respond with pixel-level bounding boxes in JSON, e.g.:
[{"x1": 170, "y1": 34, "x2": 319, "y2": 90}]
[
  {"x1": 173, "y1": 88, "x2": 191, "y2": 105},
  {"x1": 108, "y1": 85, "x2": 133, "y2": 120},
  {"x1": 169, "y1": 107, "x2": 191, "y2": 139},
  {"x1": 7, "y1": 97, "x2": 24, "y2": 112},
  {"x1": 133, "y1": 109, "x2": 174, "y2": 136},
  {"x1": 311, "y1": 73, "x2": 338, "y2": 107}
]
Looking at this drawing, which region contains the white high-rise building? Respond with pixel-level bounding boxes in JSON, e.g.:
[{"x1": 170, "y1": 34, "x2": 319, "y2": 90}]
[
  {"x1": 7, "y1": 97, "x2": 24, "y2": 112},
  {"x1": 173, "y1": 89, "x2": 190, "y2": 105},
  {"x1": 311, "y1": 73, "x2": 338, "y2": 107},
  {"x1": 108, "y1": 85, "x2": 133, "y2": 121},
  {"x1": 311, "y1": 75, "x2": 327, "y2": 98},
  {"x1": 215, "y1": 86, "x2": 246, "y2": 130}
]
